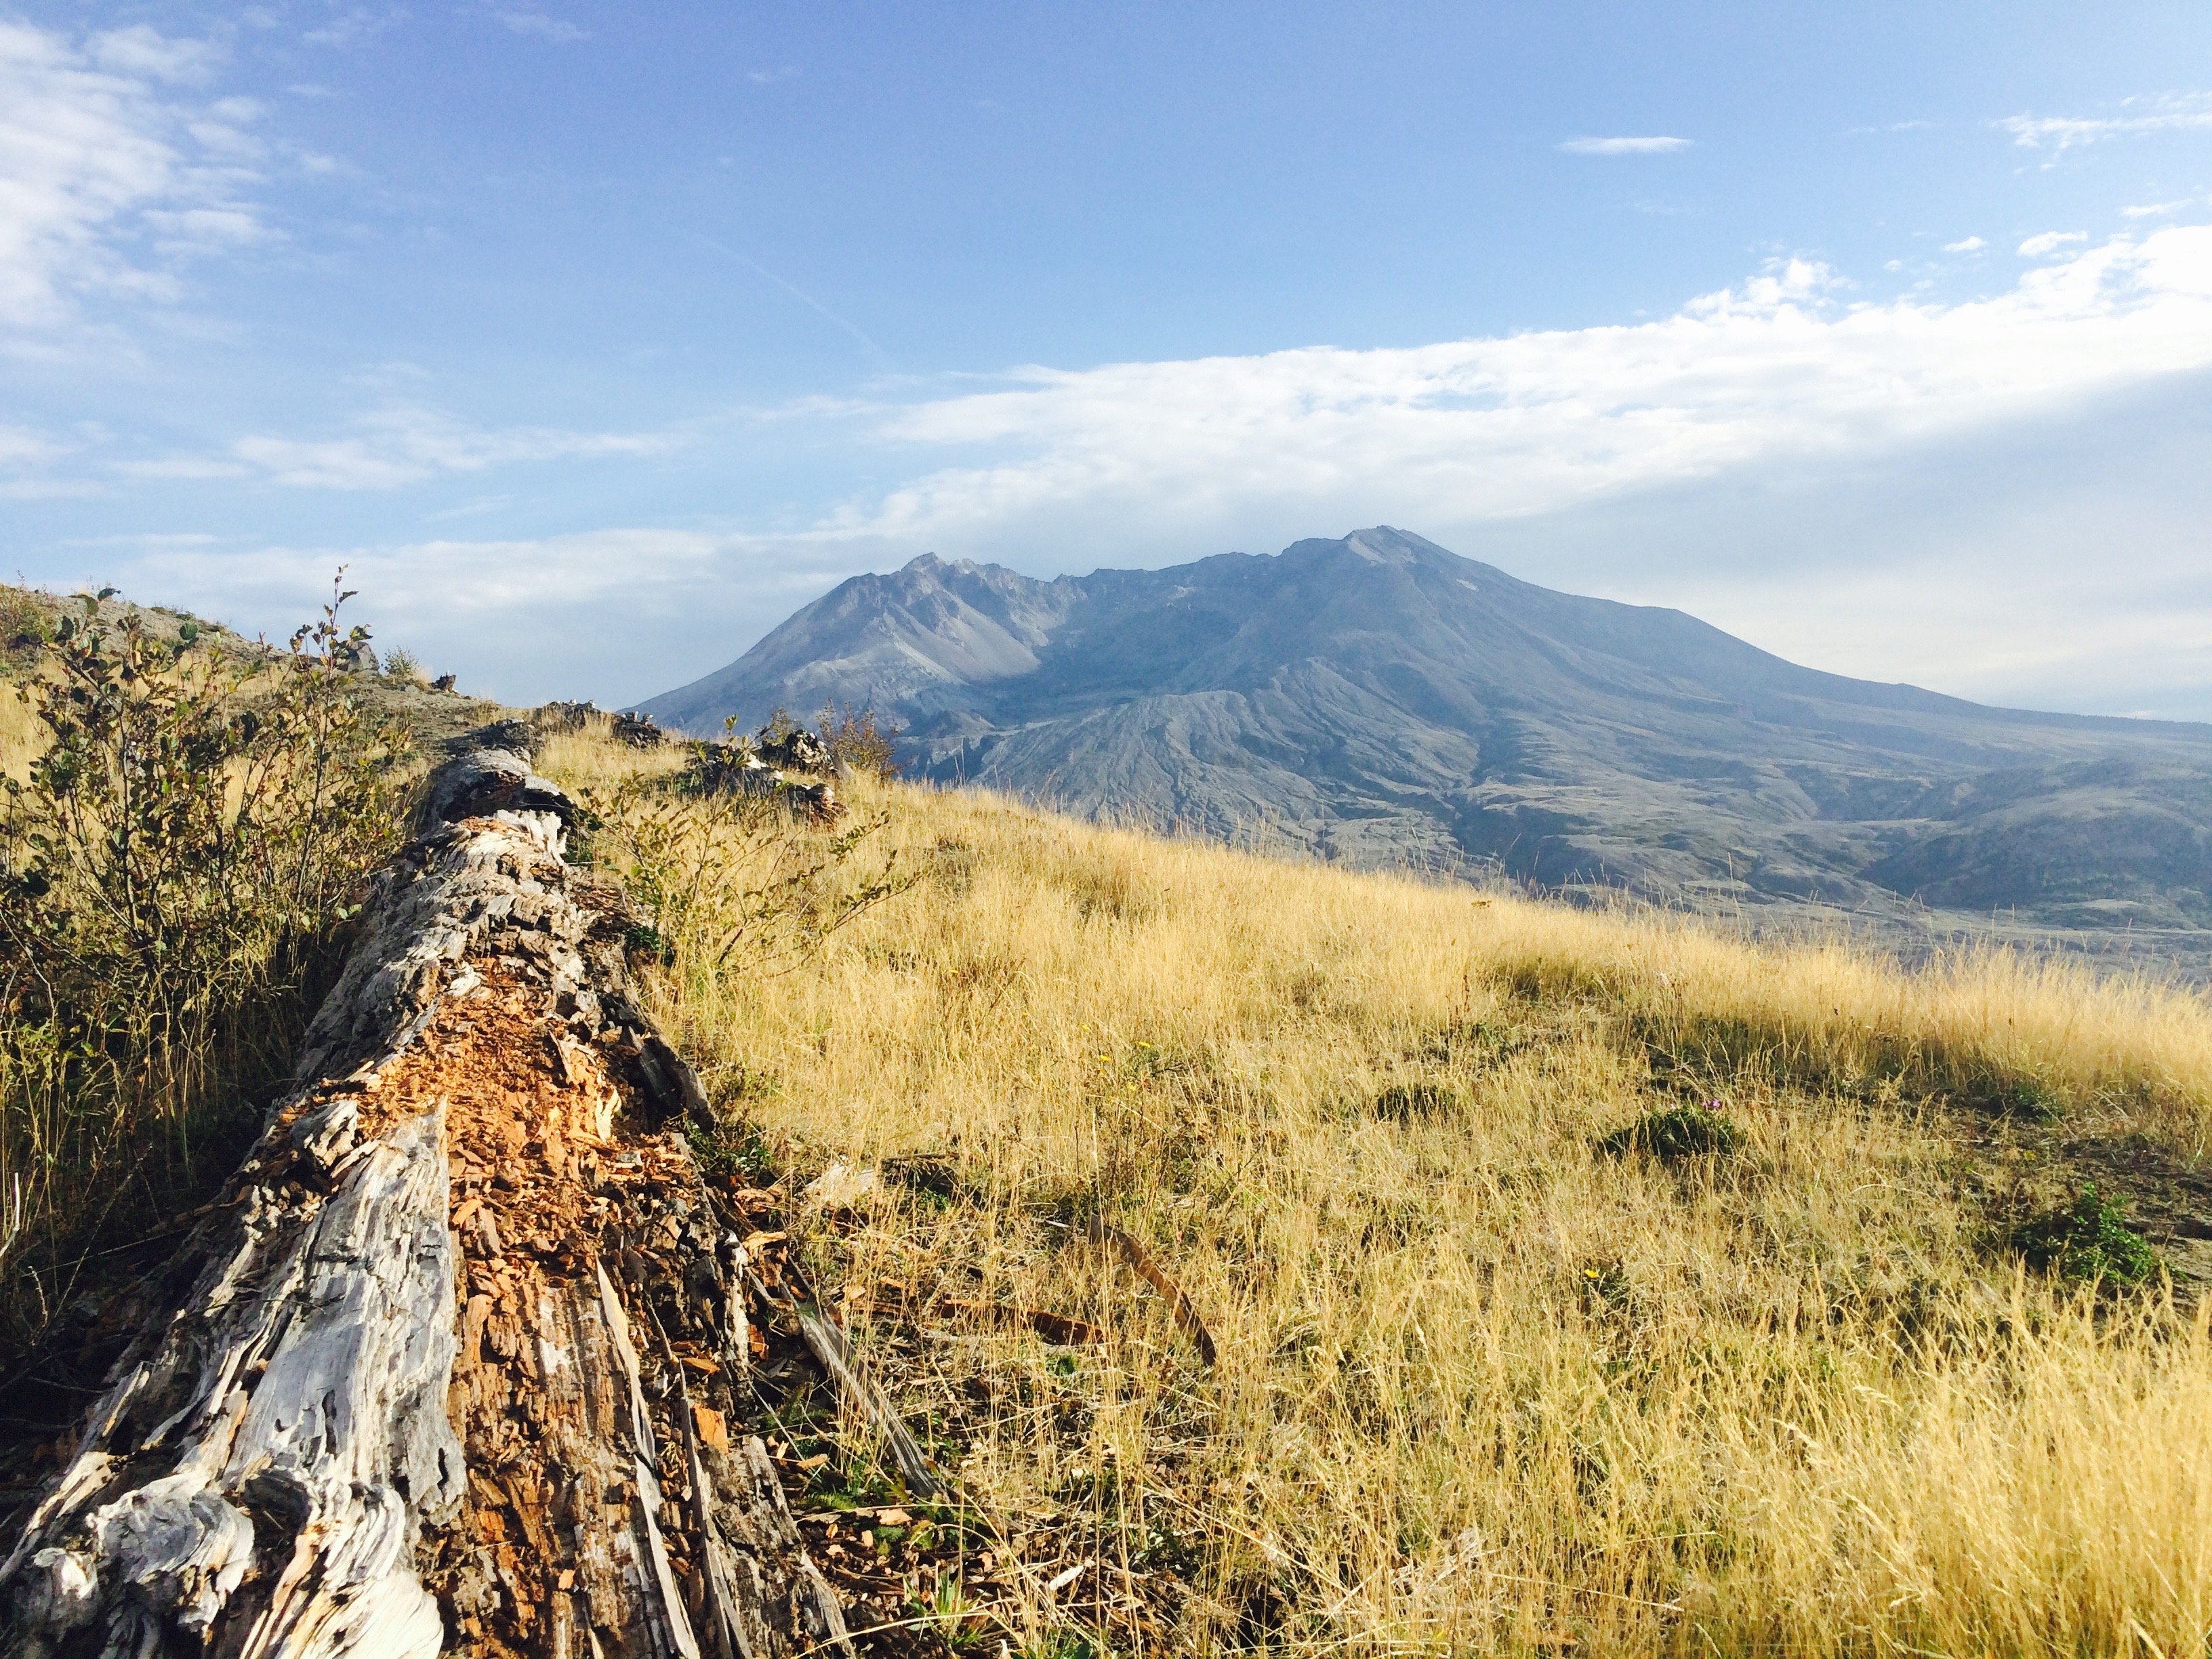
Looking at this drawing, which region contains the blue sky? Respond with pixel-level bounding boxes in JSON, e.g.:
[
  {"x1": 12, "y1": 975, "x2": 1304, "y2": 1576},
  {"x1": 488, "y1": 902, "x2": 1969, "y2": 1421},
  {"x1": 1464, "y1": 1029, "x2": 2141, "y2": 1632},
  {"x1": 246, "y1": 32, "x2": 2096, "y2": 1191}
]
[{"x1": 5, "y1": 3, "x2": 2212, "y2": 716}]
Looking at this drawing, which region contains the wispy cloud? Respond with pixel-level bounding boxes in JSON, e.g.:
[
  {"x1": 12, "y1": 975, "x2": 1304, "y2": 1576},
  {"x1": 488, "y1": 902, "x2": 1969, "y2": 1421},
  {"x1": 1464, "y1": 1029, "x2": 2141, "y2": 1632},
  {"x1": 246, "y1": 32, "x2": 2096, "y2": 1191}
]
[
  {"x1": 747, "y1": 66, "x2": 799, "y2": 85},
  {"x1": 1943, "y1": 236, "x2": 1986, "y2": 253},
  {"x1": 0, "y1": 21, "x2": 271, "y2": 335},
  {"x1": 691, "y1": 234, "x2": 891, "y2": 366},
  {"x1": 0, "y1": 422, "x2": 101, "y2": 497},
  {"x1": 119, "y1": 404, "x2": 676, "y2": 489},
  {"x1": 111, "y1": 527, "x2": 812, "y2": 703},
  {"x1": 2123, "y1": 200, "x2": 2191, "y2": 218},
  {"x1": 2018, "y1": 230, "x2": 2087, "y2": 257},
  {"x1": 493, "y1": 9, "x2": 588, "y2": 43},
  {"x1": 1559, "y1": 136, "x2": 1692, "y2": 155},
  {"x1": 303, "y1": 8, "x2": 409, "y2": 49},
  {"x1": 1999, "y1": 91, "x2": 2212, "y2": 151},
  {"x1": 87, "y1": 25, "x2": 224, "y2": 85}
]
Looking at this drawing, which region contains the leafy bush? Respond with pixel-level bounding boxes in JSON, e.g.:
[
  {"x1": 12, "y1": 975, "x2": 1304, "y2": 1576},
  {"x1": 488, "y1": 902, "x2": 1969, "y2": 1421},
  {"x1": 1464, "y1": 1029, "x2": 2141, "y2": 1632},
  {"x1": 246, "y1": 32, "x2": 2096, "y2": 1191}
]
[
  {"x1": 2013, "y1": 1185, "x2": 2158, "y2": 1284},
  {"x1": 0, "y1": 582, "x2": 413, "y2": 1353},
  {"x1": 817, "y1": 701, "x2": 902, "y2": 780},
  {"x1": 1599, "y1": 1102, "x2": 1743, "y2": 1161}
]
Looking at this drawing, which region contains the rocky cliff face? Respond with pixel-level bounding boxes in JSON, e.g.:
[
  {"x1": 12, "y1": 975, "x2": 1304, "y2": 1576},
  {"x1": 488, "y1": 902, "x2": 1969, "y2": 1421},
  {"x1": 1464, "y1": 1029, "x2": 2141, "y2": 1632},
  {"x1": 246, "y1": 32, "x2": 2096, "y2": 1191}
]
[{"x1": 641, "y1": 528, "x2": 2212, "y2": 937}]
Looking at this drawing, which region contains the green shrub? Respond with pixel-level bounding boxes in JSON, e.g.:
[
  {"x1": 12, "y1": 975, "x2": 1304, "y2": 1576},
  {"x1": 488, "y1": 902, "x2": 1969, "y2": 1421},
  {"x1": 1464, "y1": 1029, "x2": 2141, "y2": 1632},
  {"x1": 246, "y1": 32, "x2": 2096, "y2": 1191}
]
[
  {"x1": 1969, "y1": 1073, "x2": 2065, "y2": 1122},
  {"x1": 2013, "y1": 1185, "x2": 2158, "y2": 1285}
]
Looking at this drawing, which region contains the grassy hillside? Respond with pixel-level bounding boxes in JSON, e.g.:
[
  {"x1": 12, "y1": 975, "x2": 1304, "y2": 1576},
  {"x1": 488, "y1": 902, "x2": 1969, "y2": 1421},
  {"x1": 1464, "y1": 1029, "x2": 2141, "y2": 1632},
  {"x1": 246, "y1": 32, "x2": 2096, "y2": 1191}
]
[{"x1": 546, "y1": 728, "x2": 2212, "y2": 1658}]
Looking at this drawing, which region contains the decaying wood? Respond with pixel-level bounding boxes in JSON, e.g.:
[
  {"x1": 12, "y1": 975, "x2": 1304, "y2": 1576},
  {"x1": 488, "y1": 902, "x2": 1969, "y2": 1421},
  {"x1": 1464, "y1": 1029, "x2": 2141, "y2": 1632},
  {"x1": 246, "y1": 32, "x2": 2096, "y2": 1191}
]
[{"x1": 2, "y1": 745, "x2": 855, "y2": 1658}]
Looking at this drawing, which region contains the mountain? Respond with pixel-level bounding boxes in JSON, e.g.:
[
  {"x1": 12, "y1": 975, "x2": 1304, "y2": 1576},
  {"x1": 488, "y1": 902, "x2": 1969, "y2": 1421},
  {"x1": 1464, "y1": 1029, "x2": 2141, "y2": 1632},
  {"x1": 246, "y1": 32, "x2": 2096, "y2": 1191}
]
[{"x1": 640, "y1": 528, "x2": 2212, "y2": 939}]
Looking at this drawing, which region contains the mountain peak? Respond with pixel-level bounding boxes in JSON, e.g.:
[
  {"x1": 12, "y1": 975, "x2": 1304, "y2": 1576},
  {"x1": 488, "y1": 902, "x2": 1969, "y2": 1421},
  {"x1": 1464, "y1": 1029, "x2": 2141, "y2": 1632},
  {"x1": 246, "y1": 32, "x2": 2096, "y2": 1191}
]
[
  {"x1": 1342, "y1": 525, "x2": 1431, "y2": 565},
  {"x1": 639, "y1": 529, "x2": 2212, "y2": 934}
]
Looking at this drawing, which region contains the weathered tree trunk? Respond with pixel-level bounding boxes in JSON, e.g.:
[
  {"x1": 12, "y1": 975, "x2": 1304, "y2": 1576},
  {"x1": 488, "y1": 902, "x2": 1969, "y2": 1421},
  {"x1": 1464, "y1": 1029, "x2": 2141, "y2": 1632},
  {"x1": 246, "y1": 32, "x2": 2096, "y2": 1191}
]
[{"x1": 2, "y1": 748, "x2": 853, "y2": 1658}]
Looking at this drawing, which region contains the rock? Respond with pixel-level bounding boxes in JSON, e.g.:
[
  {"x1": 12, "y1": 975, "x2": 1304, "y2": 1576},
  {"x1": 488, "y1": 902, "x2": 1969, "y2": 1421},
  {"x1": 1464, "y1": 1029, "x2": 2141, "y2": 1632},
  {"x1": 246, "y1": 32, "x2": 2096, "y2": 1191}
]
[
  {"x1": 783, "y1": 779, "x2": 844, "y2": 827},
  {"x1": 756, "y1": 727, "x2": 832, "y2": 775},
  {"x1": 536, "y1": 699, "x2": 601, "y2": 733},
  {"x1": 683, "y1": 741, "x2": 771, "y2": 796},
  {"x1": 613, "y1": 711, "x2": 665, "y2": 747},
  {"x1": 801, "y1": 1160, "x2": 880, "y2": 1213}
]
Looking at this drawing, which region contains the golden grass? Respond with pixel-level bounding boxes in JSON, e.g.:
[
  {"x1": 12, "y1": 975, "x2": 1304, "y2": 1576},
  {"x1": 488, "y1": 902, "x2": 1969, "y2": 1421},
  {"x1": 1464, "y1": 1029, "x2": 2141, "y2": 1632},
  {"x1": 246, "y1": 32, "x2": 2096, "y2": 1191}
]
[
  {"x1": 0, "y1": 683, "x2": 42, "y2": 782},
  {"x1": 547, "y1": 733, "x2": 2212, "y2": 1656}
]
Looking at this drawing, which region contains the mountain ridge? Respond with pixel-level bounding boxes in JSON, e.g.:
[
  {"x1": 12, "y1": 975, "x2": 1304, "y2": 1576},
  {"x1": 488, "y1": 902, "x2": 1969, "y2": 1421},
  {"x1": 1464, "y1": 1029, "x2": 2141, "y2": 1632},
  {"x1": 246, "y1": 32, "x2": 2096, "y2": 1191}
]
[{"x1": 642, "y1": 527, "x2": 2212, "y2": 941}]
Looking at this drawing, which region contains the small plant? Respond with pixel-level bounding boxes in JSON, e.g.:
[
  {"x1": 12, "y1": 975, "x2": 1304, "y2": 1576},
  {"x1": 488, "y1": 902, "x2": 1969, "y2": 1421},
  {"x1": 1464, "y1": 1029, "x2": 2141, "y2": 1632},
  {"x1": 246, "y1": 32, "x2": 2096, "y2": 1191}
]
[
  {"x1": 1970, "y1": 1073, "x2": 2064, "y2": 1122},
  {"x1": 380, "y1": 646, "x2": 426, "y2": 684},
  {"x1": 1599, "y1": 1103, "x2": 1742, "y2": 1161},
  {"x1": 0, "y1": 585, "x2": 51, "y2": 659},
  {"x1": 2013, "y1": 1185, "x2": 2158, "y2": 1284},
  {"x1": 916, "y1": 1576, "x2": 990, "y2": 1652},
  {"x1": 686, "y1": 1113, "x2": 777, "y2": 1186},
  {"x1": 816, "y1": 701, "x2": 902, "y2": 780}
]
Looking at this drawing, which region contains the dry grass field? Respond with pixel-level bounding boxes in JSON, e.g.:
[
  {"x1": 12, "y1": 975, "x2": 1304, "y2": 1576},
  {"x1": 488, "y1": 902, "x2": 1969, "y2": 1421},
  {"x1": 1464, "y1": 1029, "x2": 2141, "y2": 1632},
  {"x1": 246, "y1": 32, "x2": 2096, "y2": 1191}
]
[{"x1": 555, "y1": 729, "x2": 2212, "y2": 1656}]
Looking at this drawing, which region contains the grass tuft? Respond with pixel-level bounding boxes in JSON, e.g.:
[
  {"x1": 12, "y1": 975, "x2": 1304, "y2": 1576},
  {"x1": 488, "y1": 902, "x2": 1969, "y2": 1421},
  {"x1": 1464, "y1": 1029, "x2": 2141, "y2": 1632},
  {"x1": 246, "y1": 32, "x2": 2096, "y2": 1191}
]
[
  {"x1": 1372, "y1": 1080, "x2": 1460, "y2": 1120},
  {"x1": 1597, "y1": 1102, "x2": 1743, "y2": 1161}
]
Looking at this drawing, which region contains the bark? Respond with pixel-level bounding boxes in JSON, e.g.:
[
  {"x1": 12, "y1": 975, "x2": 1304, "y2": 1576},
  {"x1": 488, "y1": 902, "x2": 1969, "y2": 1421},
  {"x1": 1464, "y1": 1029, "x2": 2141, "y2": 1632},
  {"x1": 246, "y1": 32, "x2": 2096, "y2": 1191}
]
[{"x1": 2, "y1": 748, "x2": 853, "y2": 1658}]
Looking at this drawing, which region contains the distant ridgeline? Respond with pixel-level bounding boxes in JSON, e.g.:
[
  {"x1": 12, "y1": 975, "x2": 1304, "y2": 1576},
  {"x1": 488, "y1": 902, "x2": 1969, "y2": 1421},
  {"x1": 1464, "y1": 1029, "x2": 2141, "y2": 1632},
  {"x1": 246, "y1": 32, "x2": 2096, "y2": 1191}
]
[{"x1": 641, "y1": 527, "x2": 2212, "y2": 943}]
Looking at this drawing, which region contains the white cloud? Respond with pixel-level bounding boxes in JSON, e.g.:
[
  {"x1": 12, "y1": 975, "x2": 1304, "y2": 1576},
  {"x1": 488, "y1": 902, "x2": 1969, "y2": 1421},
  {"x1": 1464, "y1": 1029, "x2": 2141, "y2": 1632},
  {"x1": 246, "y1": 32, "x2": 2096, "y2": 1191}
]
[
  {"x1": 1943, "y1": 235, "x2": 1986, "y2": 253},
  {"x1": 2123, "y1": 200, "x2": 2189, "y2": 218},
  {"x1": 827, "y1": 229, "x2": 2212, "y2": 554},
  {"x1": 119, "y1": 404, "x2": 678, "y2": 489},
  {"x1": 0, "y1": 21, "x2": 269, "y2": 332},
  {"x1": 2017, "y1": 230, "x2": 2087, "y2": 257},
  {"x1": 148, "y1": 527, "x2": 730, "y2": 618},
  {"x1": 2000, "y1": 91, "x2": 2212, "y2": 151},
  {"x1": 1559, "y1": 136, "x2": 1692, "y2": 155},
  {"x1": 0, "y1": 424, "x2": 66, "y2": 467},
  {"x1": 0, "y1": 419, "x2": 104, "y2": 496},
  {"x1": 494, "y1": 10, "x2": 588, "y2": 43}
]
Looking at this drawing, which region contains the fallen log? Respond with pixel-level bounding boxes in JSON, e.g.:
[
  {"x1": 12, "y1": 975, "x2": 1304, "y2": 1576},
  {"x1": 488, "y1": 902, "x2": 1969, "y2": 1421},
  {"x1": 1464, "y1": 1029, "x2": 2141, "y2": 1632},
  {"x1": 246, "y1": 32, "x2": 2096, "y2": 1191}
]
[{"x1": 2, "y1": 744, "x2": 852, "y2": 1658}]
